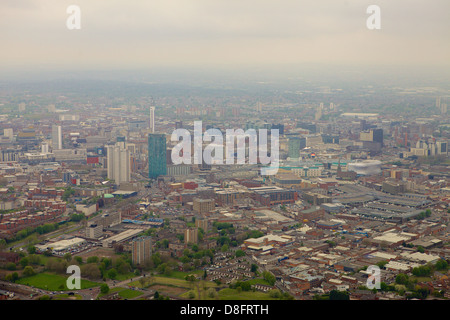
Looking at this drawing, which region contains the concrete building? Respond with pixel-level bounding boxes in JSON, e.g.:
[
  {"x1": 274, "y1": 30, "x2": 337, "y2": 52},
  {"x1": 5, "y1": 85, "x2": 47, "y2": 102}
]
[
  {"x1": 193, "y1": 198, "x2": 215, "y2": 214},
  {"x1": 132, "y1": 236, "x2": 152, "y2": 265},
  {"x1": 185, "y1": 227, "x2": 198, "y2": 244},
  {"x1": 195, "y1": 217, "x2": 209, "y2": 232},
  {"x1": 149, "y1": 106, "x2": 155, "y2": 133},
  {"x1": 52, "y1": 125, "x2": 62, "y2": 150},
  {"x1": 85, "y1": 223, "x2": 103, "y2": 239},
  {"x1": 106, "y1": 141, "x2": 131, "y2": 185}
]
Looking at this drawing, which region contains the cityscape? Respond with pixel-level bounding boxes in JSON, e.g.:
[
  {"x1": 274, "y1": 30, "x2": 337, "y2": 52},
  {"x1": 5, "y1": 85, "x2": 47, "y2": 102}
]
[{"x1": 0, "y1": 0, "x2": 449, "y2": 309}]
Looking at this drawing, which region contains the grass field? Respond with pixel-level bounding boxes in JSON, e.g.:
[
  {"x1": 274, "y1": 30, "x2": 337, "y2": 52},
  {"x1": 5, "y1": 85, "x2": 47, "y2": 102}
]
[
  {"x1": 98, "y1": 286, "x2": 144, "y2": 300},
  {"x1": 16, "y1": 272, "x2": 100, "y2": 291},
  {"x1": 216, "y1": 288, "x2": 273, "y2": 300},
  {"x1": 118, "y1": 288, "x2": 144, "y2": 299},
  {"x1": 53, "y1": 293, "x2": 83, "y2": 300},
  {"x1": 128, "y1": 273, "x2": 278, "y2": 300}
]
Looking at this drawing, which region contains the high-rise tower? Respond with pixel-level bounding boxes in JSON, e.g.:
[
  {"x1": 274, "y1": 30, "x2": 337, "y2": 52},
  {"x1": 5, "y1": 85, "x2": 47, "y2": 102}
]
[
  {"x1": 148, "y1": 133, "x2": 167, "y2": 179},
  {"x1": 52, "y1": 125, "x2": 62, "y2": 150},
  {"x1": 106, "y1": 141, "x2": 131, "y2": 185},
  {"x1": 149, "y1": 106, "x2": 155, "y2": 133}
]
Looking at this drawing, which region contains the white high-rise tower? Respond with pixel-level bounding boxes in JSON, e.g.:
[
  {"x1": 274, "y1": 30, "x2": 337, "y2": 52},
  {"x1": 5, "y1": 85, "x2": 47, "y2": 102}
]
[
  {"x1": 52, "y1": 125, "x2": 62, "y2": 150},
  {"x1": 149, "y1": 106, "x2": 155, "y2": 133},
  {"x1": 106, "y1": 142, "x2": 131, "y2": 185}
]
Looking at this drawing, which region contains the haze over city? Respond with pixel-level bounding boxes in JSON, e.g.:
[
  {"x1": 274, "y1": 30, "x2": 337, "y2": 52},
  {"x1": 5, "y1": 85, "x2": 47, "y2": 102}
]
[
  {"x1": 1, "y1": 0, "x2": 449, "y2": 74},
  {"x1": 0, "y1": 0, "x2": 449, "y2": 310}
]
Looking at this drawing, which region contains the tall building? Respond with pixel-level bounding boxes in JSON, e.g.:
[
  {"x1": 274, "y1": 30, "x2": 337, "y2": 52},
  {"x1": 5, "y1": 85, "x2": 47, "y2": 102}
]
[
  {"x1": 193, "y1": 198, "x2": 215, "y2": 214},
  {"x1": 148, "y1": 133, "x2": 167, "y2": 179},
  {"x1": 3, "y1": 128, "x2": 13, "y2": 140},
  {"x1": 184, "y1": 228, "x2": 198, "y2": 244},
  {"x1": 131, "y1": 236, "x2": 152, "y2": 265},
  {"x1": 360, "y1": 128, "x2": 383, "y2": 146},
  {"x1": 52, "y1": 125, "x2": 62, "y2": 150},
  {"x1": 149, "y1": 106, "x2": 155, "y2": 133},
  {"x1": 195, "y1": 217, "x2": 209, "y2": 232},
  {"x1": 41, "y1": 142, "x2": 49, "y2": 154},
  {"x1": 106, "y1": 141, "x2": 131, "y2": 184},
  {"x1": 288, "y1": 136, "x2": 306, "y2": 159}
]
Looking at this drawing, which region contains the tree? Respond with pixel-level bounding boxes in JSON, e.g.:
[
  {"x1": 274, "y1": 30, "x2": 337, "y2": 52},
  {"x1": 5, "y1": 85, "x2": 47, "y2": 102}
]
[
  {"x1": 100, "y1": 284, "x2": 110, "y2": 294},
  {"x1": 395, "y1": 273, "x2": 409, "y2": 285},
  {"x1": 23, "y1": 266, "x2": 36, "y2": 277},
  {"x1": 239, "y1": 281, "x2": 251, "y2": 291},
  {"x1": 107, "y1": 268, "x2": 118, "y2": 280},
  {"x1": 251, "y1": 264, "x2": 258, "y2": 274},
  {"x1": 74, "y1": 256, "x2": 83, "y2": 265},
  {"x1": 63, "y1": 253, "x2": 72, "y2": 262},
  {"x1": 263, "y1": 271, "x2": 276, "y2": 286},
  {"x1": 10, "y1": 272, "x2": 19, "y2": 283},
  {"x1": 27, "y1": 245, "x2": 36, "y2": 254},
  {"x1": 329, "y1": 290, "x2": 349, "y2": 300},
  {"x1": 87, "y1": 256, "x2": 99, "y2": 264},
  {"x1": 435, "y1": 259, "x2": 448, "y2": 271},
  {"x1": 81, "y1": 263, "x2": 101, "y2": 279},
  {"x1": 412, "y1": 265, "x2": 432, "y2": 277},
  {"x1": 206, "y1": 288, "x2": 218, "y2": 299},
  {"x1": 235, "y1": 250, "x2": 246, "y2": 258},
  {"x1": 268, "y1": 289, "x2": 281, "y2": 299},
  {"x1": 19, "y1": 257, "x2": 29, "y2": 268},
  {"x1": 6, "y1": 262, "x2": 16, "y2": 271}
]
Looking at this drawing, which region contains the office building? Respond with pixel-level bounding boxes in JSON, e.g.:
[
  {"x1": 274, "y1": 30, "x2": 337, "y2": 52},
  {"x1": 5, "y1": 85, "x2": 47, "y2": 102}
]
[
  {"x1": 3, "y1": 128, "x2": 13, "y2": 141},
  {"x1": 149, "y1": 106, "x2": 155, "y2": 133},
  {"x1": 148, "y1": 133, "x2": 167, "y2": 179},
  {"x1": 52, "y1": 125, "x2": 62, "y2": 150},
  {"x1": 131, "y1": 236, "x2": 152, "y2": 265},
  {"x1": 106, "y1": 142, "x2": 131, "y2": 184},
  {"x1": 288, "y1": 137, "x2": 306, "y2": 159},
  {"x1": 193, "y1": 198, "x2": 215, "y2": 214},
  {"x1": 85, "y1": 224, "x2": 103, "y2": 239},
  {"x1": 360, "y1": 128, "x2": 383, "y2": 146}
]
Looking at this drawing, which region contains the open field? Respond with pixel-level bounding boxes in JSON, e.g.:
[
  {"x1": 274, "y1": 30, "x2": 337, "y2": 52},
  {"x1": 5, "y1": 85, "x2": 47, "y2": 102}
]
[
  {"x1": 216, "y1": 288, "x2": 273, "y2": 300},
  {"x1": 16, "y1": 272, "x2": 100, "y2": 291},
  {"x1": 118, "y1": 288, "x2": 144, "y2": 299}
]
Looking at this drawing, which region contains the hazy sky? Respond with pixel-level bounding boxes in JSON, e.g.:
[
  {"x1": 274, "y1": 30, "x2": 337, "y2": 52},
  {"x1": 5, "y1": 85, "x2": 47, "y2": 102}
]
[{"x1": 1, "y1": 0, "x2": 449, "y2": 73}]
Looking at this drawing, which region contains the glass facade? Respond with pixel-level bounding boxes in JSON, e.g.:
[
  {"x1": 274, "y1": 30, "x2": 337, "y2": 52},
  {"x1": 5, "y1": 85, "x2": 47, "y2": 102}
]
[{"x1": 148, "y1": 133, "x2": 167, "y2": 179}]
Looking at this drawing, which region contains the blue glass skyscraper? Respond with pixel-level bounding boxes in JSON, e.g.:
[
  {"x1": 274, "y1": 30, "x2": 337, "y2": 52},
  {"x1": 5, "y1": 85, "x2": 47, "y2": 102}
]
[{"x1": 148, "y1": 133, "x2": 167, "y2": 179}]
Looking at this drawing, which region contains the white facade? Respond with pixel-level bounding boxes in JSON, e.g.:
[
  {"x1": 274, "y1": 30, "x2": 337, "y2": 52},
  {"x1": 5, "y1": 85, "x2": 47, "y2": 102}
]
[
  {"x1": 52, "y1": 125, "x2": 62, "y2": 150},
  {"x1": 107, "y1": 142, "x2": 131, "y2": 184},
  {"x1": 149, "y1": 106, "x2": 155, "y2": 133}
]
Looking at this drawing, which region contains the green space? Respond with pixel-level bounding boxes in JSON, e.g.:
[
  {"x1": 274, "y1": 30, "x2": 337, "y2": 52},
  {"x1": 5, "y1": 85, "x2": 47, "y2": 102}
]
[
  {"x1": 118, "y1": 288, "x2": 144, "y2": 299},
  {"x1": 97, "y1": 286, "x2": 144, "y2": 300},
  {"x1": 215, "y1": 288, "x2": 274, "y2": 300},
  {"x1": 53, "y1": 293, "x2": 83, "y2": 300},
  {"x1": 16, "y1": 272, "x2": 100, "y2": 291}
]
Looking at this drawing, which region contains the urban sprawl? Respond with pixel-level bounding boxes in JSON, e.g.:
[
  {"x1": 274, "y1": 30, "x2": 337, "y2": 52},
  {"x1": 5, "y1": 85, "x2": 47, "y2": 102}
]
[{"x1": 0, "y1": 82, "x2": 449, "y2": 301}]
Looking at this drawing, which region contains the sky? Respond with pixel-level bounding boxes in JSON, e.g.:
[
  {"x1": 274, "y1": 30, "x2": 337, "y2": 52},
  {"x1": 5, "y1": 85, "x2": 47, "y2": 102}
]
[{"x1": 1, "y1": 0, "x2": 449, "y2": 74}]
